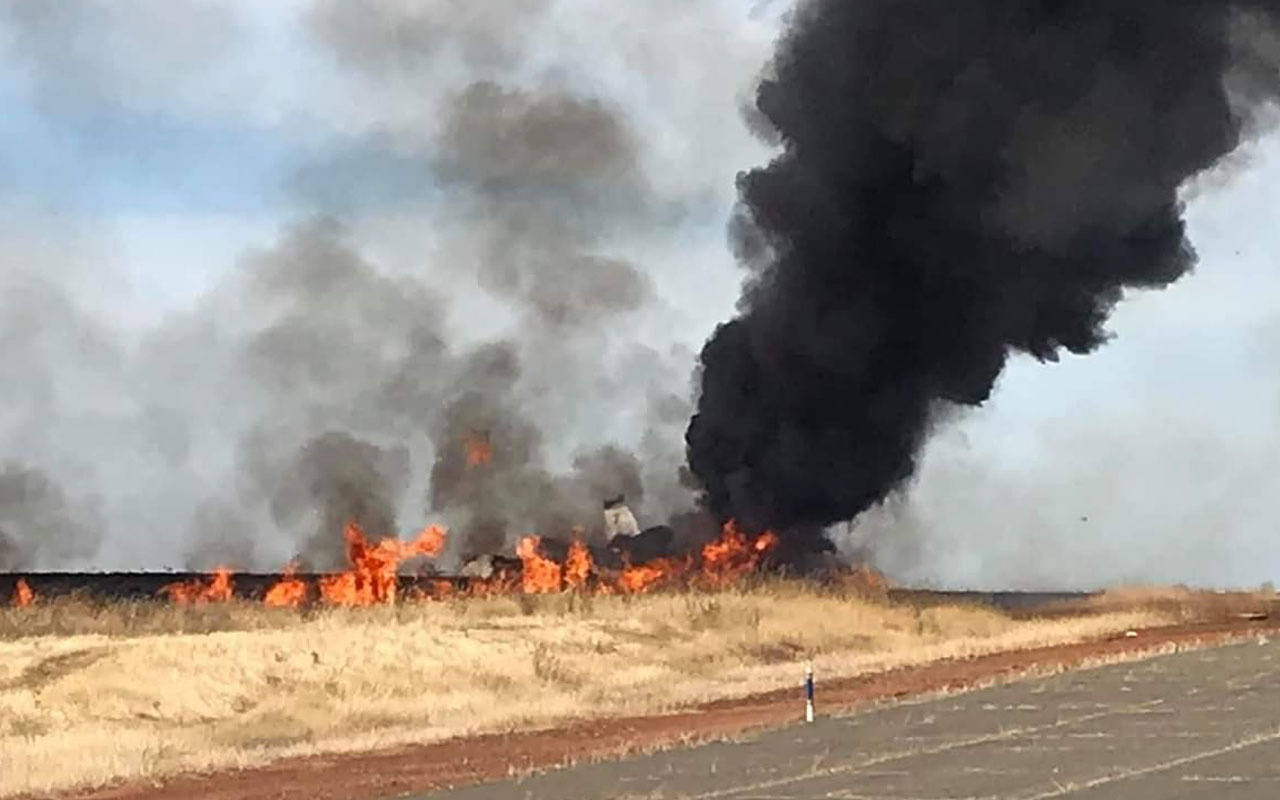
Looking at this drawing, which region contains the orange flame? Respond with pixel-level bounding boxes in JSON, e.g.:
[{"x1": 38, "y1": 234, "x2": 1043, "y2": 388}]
[
  {"x1": 516, "y1": 536, "x2": 563, "y2": 593},
  {"x1": 618, "y1": 555, "x2": 692, "y2": 593},
  {"x1": 463, "y1": 433, "x2": 492, "y2": 468},
  {"x1": 113, "y1": 515, "x2": 787, "y2": 608},
  {"x1": 264, "y1": 562, "x2": 307, "y2": 608},
  {"x1": 319, "y1": 522, "x2": 447, "y2": 606},
  {"x1": 499, "y1": 520, "x2": 776, "y2": 596},
  {"x1": 160, "y1": 567, "x2": 234, "y2": 604},
  {"x1": 564, "y1": 537, "x2": 593, "y2": 591},
  {"x1": 699, "y1": 521, "x2": 778, "y2": 587},
  {"x1": 12, "y1": 578, "x2": 35, "y2": 607},
  {"x1": 466, "y1": 568, "x2": 520, "y2": 598}
]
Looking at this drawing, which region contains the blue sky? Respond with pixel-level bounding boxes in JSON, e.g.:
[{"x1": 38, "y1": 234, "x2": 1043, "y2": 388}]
[{"x1": 0, "y1": 90, "x2": 290, "y2": 216}]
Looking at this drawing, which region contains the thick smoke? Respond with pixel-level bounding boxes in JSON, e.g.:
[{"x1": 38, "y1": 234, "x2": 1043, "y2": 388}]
[
  {"x1": 0, "y1": 223, "x2": 123, "y2": 569},
  {"x1": 170, "y1": 0, "x2": 763, "y2": 566},
  {"x1": 413, "y1": 80, "x2": 667, "y2": 552},
  {"x1": 173, "y1": 219, "x2": 445, "y2": 568},
  {"x1": 436, "y1": 81, "x2": 651, "y2": 329},
  {"x1": 0, "y1": 0, "x2": 768, "y2": 570},
  {"x1": 0, "y1": 462, "x2": 100, "y2": 570},
  {"x1": 688, "y1": 1, "x2": 1280, "y2": 535},
  {"x1": 264, "y1": 431, "x2": 410, "y2": 570}
]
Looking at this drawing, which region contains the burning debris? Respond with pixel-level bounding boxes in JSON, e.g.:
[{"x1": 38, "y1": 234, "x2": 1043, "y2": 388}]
[
  {"x1": 600, "y1": 493, "x2": 683, "y2": 568},
  {"x1": 603, "y1": 495, "x2": 640, "y2": 538},
  {"x1": 608, "y1": 525, "x2": 676, "y2": 567}
]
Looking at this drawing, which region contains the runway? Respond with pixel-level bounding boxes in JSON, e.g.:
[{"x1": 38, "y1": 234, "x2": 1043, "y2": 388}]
[{"x1": 420, "y1": 636, "x2": 1280, "y2": 799}]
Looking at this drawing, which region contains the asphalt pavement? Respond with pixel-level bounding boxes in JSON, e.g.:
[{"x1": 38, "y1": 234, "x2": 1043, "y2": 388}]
[{"x1": 416, "y1": 635, "x2": 1280, "y2": 799}]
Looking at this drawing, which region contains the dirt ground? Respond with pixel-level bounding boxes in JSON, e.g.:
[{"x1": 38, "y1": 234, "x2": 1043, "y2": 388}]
[
  {"x1": 48, "y1": 614, "x2": 1278, "y2": 800},
  {"x1": 423, "y1": 627, "x2": 1280, "y2": 800}
]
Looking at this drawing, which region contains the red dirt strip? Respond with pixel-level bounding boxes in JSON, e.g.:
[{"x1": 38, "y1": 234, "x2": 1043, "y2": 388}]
[{"x1": 49, "y1": 618, "x2": 1278, "y2": 800}]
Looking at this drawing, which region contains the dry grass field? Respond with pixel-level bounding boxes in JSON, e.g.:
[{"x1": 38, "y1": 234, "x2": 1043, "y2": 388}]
[{"x1": 0, "y1": 583, "x2": 1168, "y2": 799}]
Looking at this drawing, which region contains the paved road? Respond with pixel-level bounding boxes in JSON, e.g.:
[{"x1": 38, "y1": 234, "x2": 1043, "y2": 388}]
[{"x1": 419, "y1": 636, "x2": 1280, "y2": 799}]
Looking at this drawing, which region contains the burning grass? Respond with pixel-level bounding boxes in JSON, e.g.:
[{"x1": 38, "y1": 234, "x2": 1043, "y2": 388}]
[{"x1": 0, "y1": 582, "x2": 1168, "y2": 799}]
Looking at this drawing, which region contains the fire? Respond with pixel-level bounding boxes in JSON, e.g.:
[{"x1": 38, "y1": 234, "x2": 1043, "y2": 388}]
[
  {"x1": 319, "y1": 521, "x2": 447, "y2": 606},
  {"x1": 618, "y1": 555, "x2": 691, "y2": 593},
  {"x1": 516, "y1": 536, "x2": 563, "y2": 593},
  {"x1": 699, "y1": 521, "x2": 778, "y2": 587},
  {"x1": 505, "y1": 521, "x2": 776, "y2": 596},
  {"x1": 12, "y1": 578, "x2": 35, "y2": 607},
  {"x1": 160, "y1": 567, "x2": 234, "y2": 604},
  {"x1": 56, "y1": 515, "x2": 785, "y2": 609},
  {"x1": 428, "y1": 578, "x2": 461, "y2": 598},
  {"x1": 564, "y1": 536, "x2": 592, "y2": 590},
  {"x1": 463, "y1": 432, "x2": 492, "y2": 467},
  {"x1": 264, "y1": 562, "x2": 307, "y2": 608}
]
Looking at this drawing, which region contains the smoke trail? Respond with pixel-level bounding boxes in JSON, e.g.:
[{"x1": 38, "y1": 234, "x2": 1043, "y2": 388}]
[{"x1": 688, "y1": 0, "x2": 1280, "y2": 534}]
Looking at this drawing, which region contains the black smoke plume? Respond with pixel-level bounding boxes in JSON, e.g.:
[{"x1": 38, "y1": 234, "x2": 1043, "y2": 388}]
[{"x1": 688, "y1": 1, "x2": 1280, "y2": 533}]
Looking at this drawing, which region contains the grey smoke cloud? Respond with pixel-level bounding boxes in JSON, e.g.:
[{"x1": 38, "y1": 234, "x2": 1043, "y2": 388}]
[
  {"x1": 0, "y1": 461, "x2": 102, "y2": 570},
  {"x1": 0, "y1": 225, "x2": 129, "y2": 569},
  {"x1": 173, "y1": 0, "x2": 751, "y2": 565},
  {"x1": 308, "y1": 0, "x2": 549, "y2": 75},
  {"x1": 181, "y1": 219, "x2": 448, "y2": 568},
  {"x1": 274, "y1": 3, "x2": 713, "y2": 558},
  {"x1": 435, "y1": 81, "x2": 653, "y2": 330},
  {"x1": 0, "y1": 0, "x2": 771, "y2": 571}
]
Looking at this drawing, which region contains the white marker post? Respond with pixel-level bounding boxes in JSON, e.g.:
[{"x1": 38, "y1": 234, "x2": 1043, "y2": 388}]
[{"x1": 804, "y1": 661, "x2": 815, "y2": 723}]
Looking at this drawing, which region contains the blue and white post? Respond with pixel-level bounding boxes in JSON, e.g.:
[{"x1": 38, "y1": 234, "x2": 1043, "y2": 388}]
[{"x1": 804, "y1": 661, "x2": 815, "y2": 723}]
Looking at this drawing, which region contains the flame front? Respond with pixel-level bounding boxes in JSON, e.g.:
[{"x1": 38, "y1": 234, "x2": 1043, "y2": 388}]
[
  {"x1": 319, "y1": 521, "x2": 447, "y2": 606},
  {"x1": 516, "y1": 535, "x2": 563, "y2": 593},
  {"x1": 618, "y1": 555, "x2": 689, "y2": 593},
  {"x1": 160, "y1": 567, "x2": 234, "y2": 604},
  {"x1": 564, "y1": 537, "x2": 592, "y2": 590},
  {"x1": 605, "y1": 522, "x2": 775, "y2": 593},
  {"x1": 700, "y1": 521, "x2": 777, "y2": 587},
  {"x1": 26, "y1": 516, "x2": 794, "y2": 608},
  {"x1": 264, "y1": 562, "x2": 307, "y2": 608},
  {"x1": 12, "y1": 578, "x2": 35, "y2": 607}
]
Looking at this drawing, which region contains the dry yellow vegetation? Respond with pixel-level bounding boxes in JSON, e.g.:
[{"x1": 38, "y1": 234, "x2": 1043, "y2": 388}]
[{"x1": 0, "y1": 584, "x2": 1168, "y2": 799}]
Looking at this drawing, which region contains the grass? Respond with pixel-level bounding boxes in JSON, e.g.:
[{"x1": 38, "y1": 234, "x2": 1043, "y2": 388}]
[
  {"x1": 0, "y1": 582, "x2": 1169, "y2": 799},
  {"x1": 1021, "y1": 584, "x2": 1280, "y2": 623}
]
